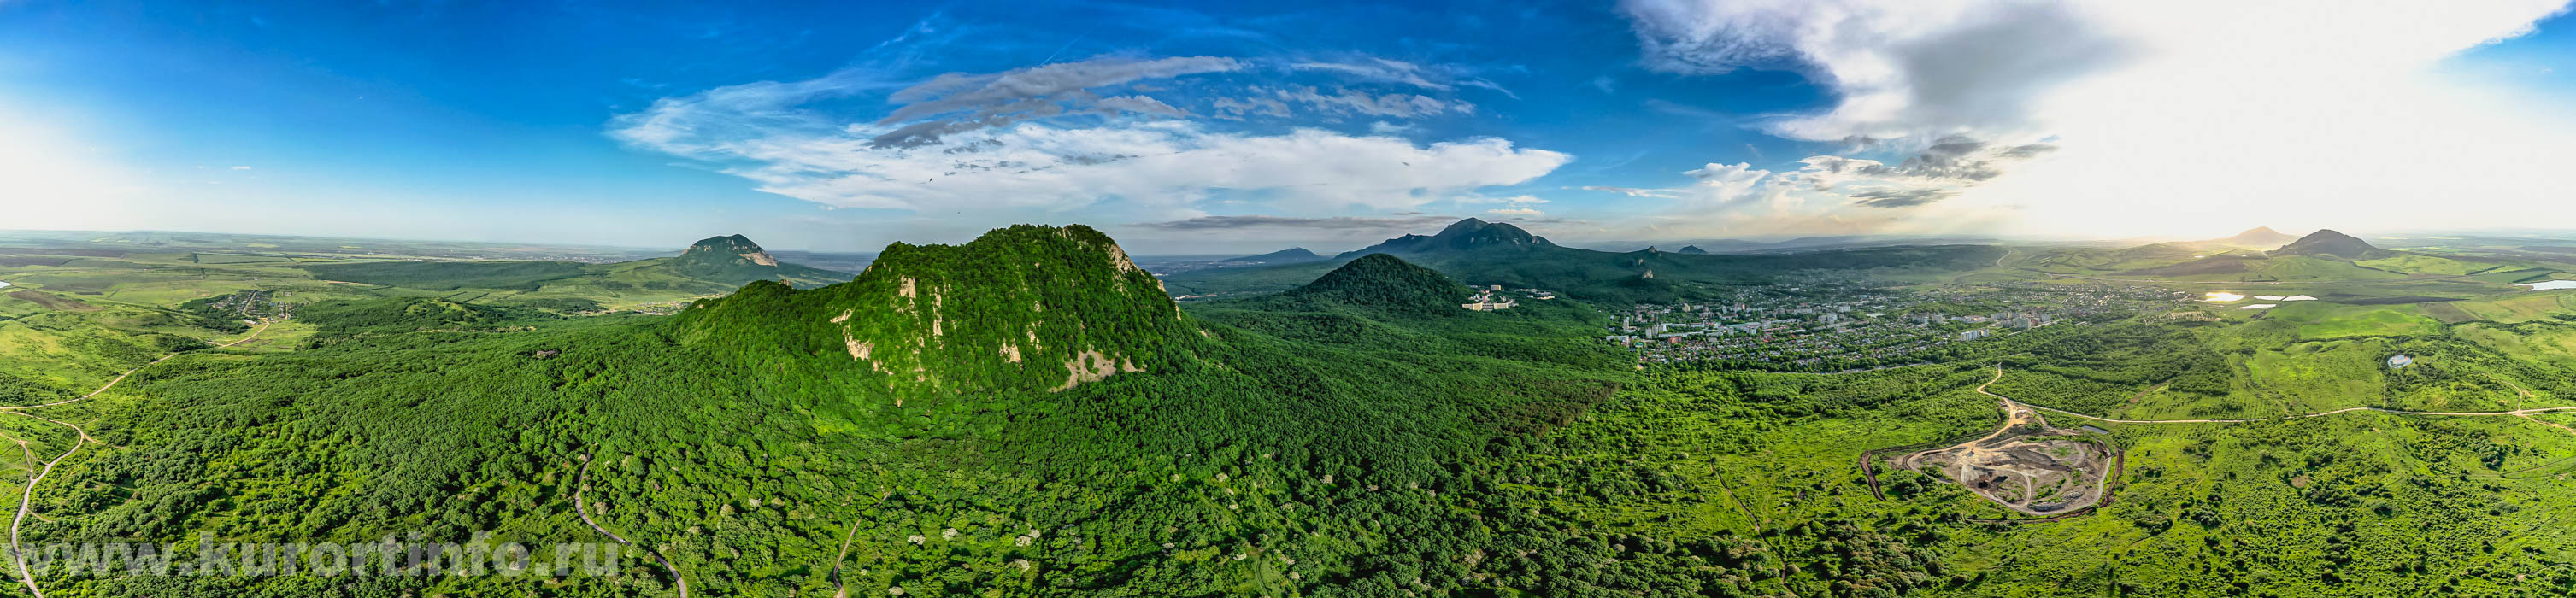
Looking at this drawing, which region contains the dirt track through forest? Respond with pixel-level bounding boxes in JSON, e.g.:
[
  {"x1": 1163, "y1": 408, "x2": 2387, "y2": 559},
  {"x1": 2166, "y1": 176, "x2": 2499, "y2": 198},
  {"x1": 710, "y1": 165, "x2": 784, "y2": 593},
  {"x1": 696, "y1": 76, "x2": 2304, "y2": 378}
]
[
  {"x1": 5, "y1": 321, "x2": 269, "y2": 598},
  {"x1": 576, "y1": 454, "x2": 690, "y2": 597}
]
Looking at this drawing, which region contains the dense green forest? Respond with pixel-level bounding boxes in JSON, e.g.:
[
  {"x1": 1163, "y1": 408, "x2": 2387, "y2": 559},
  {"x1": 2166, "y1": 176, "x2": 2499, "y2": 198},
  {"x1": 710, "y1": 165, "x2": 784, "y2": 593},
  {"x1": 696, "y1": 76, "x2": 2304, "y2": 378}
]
[
  {"x1": 24, "y1": 230, "x2": 1661, "y2": 595},
  {"x1": 9, "y1": 224, "x2": 2576, "y2": 597}
]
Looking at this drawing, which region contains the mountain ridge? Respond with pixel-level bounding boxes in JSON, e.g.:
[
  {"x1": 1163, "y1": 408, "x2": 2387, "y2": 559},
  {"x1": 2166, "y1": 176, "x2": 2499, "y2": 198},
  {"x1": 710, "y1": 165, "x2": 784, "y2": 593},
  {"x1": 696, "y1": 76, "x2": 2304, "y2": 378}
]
[
  {"x1": 1335, "y1": 218, "x2": 1556, "y2": 259},
  {"x1": 1219, "y1": 248, "x2": 1327, "y2": 264}
]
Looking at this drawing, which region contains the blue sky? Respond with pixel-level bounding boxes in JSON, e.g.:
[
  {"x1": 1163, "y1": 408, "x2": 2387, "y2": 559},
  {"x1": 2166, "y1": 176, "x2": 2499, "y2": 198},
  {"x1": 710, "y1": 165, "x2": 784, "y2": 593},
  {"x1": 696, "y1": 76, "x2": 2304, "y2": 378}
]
[{"x1": 5, "y1": 1, "x2": 2573, "y2": 254}]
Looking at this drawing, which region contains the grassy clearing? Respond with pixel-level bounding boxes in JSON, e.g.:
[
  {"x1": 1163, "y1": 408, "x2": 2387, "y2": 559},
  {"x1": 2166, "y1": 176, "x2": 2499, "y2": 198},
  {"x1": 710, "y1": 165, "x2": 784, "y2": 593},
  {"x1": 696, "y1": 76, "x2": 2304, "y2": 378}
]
[
  {"x1": 2263, "y1": 303, "x2": 2443, "y2": 339},
  {"x1": 2452, "y1": 293, "x2": 2576, "y2": 323},
  {"x1": 2244, "y1": 340, "x2": 2391, "y2": 413},
  {"x1": 2356, "y1": 254, "x2": 2491, "y2": 276}
]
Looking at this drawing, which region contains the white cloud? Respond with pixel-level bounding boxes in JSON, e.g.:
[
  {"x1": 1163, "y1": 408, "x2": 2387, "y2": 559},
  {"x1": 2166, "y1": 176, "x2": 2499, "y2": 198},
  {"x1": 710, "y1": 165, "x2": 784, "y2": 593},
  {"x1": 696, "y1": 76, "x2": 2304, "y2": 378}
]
[
  {"x1": 1621, "y1": 0, "x2": 2576, "y2": 237},
  {"x1": 1458, "y1": 194, "x2": 1548, "y2": 205},
  {"x1": 1580, "y1": 185, "x2": 1681, "y2": 198},
  {"x1": 611, "y1": 59, "x2": 1570, "y2": 217},
  {"x1": 1680, "y1": 161, "x2": 1773, "y2": 207},
  {"x1": 229, "y1": 165, "x2": 252, "y2": 170},
  {"x1": 1486, "y1": 207, "x2": 1545, "y2": 217}
]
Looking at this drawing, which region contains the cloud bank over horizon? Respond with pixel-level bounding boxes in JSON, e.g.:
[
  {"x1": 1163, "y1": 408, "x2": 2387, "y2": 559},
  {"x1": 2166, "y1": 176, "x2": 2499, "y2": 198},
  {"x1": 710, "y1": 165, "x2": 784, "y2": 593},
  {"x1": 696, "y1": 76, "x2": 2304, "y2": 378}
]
[{"x1": 1613, "y1": 0, "x2": 2576, "y2": 241}]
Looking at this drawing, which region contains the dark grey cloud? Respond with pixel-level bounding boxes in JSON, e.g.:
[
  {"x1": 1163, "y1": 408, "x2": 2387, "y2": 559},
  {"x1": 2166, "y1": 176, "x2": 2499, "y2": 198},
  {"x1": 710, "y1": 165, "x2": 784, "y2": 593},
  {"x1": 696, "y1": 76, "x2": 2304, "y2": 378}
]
[
  {"x1": 1129, "y1": 214, "x2": 1462, "y2": 232},
  {"x1": 1791, "y1": 134, "x2": 2056, "y2": 193},
  {"x1": 1287, "y1": 58, "x2": 1509, "y2": 96},
  {"x1": 1848, "y1": 187, "x2": 1956, "y2": 208},
  {"x1": 867, "y1": 56, "x2": 1243, "y2": 148},
  {"x1": 1210, "y1": 96, "x2": 1290, "y2": 119},
  {"x1": 1994, "y1": 143, "x2": 2056, "y2": 159},
  {"x1": 1621, "y1": 0, "x2": 2133, "y2": 140},
  {"x1": 1213, "y1": 85, "x2": 1473, "y2": 120},
  {"x1": 1894, "y1": 136, "x2": 2003, "y2": 181}
]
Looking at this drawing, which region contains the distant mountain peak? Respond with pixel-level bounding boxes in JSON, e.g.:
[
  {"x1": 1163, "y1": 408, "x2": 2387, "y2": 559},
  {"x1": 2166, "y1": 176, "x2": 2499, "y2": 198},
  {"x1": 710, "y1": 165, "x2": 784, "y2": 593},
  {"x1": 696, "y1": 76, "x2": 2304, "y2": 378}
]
[
  {"x1": 2219, "y1": 226, "x2": 2301, "y2": 248},
  {"x1": 1337, "y1": 218, "x2": 1554, "y2": 259},
  {"x1": 688, "y1": 233, "x2": 759, "y2": 249},
  {"x1": 659, "y1": 234, "x2": 845, "y2": 288},
  {"x1": 684, "y1": 234, "x2": 778, "y2": 266},
  {"x1": 1443, "y1": 216, "x2": 1487, "y2": 228},
  {"x1": 1219, "y1": 248, "x2": 1325, "y2": 264},
  {"x1": 2271, "y1": 229, "x2": 2392, "y2": 260},
  {"x1": 1677, "y1": 245, "x2": 1709, "y2": 255}
]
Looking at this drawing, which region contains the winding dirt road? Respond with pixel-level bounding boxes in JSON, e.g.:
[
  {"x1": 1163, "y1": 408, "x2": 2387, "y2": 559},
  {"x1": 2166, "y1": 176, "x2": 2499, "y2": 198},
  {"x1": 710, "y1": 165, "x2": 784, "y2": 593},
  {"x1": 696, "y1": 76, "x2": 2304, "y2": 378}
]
[
  {"x1": 575, "y1": 454, "x2": 689, "y2": 597},
  {"x1": 6, "y1": 321, "x2": 269, "y2": 598},
  {"x1": 1910, "y1": 366, "x2": 2115, "y2": 516}
]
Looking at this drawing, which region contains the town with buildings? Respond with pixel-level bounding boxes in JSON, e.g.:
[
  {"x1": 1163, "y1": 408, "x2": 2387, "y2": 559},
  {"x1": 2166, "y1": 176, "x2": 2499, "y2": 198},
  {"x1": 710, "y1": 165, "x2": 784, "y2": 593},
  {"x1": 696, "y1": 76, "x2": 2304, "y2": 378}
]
[
  {"x1": 1461, "y1": 284, "x2": 1556, "y2": 311},
  {"x1": 1607, "y1": 279, "x2": 2197, "y2": 370}
]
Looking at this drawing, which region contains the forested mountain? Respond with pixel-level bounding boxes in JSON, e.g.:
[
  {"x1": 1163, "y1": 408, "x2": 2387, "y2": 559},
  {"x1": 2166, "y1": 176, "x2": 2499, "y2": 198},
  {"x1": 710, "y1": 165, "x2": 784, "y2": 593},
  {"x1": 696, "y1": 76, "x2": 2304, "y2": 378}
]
[
  {"x1": 2271, "y1": 229, "x2": 2396, "y2": 259},
  {"x1": 675, "y1": 224, "x2": 1197, "y2": 400},
  {"x1": 1272, "y1": 253, "x2": 1472, "y2": 314}
]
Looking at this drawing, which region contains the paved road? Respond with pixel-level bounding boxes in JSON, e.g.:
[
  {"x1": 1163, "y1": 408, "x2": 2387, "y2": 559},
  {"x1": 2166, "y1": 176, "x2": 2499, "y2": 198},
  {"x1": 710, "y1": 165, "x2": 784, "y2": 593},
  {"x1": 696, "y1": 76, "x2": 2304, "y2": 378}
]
[
  {"x1": 2013, "y1": 399, "x2": 2576, "y2": 425},
  {"x1": 2035, "y1": 270, "x2": 2489, "y2": 286},
  {"x1": 7, "y1": 322, "x2": 268, "y2": 598}
]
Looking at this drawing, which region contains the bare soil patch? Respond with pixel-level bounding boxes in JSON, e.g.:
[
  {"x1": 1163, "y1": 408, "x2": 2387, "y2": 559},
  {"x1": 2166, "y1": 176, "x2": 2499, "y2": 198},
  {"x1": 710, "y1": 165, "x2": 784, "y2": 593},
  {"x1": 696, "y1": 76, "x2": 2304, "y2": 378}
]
[{"x1": 4, "y1": 290, "x2": 96, "y2": 312}]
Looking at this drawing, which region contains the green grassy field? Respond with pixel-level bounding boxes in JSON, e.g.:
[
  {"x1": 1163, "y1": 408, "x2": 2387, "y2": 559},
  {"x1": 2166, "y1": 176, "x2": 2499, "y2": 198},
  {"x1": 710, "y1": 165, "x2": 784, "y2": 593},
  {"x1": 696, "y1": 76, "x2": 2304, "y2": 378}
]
[{"x1": 2273, "y1": 304, "x2": 2444, "y2": 339}]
